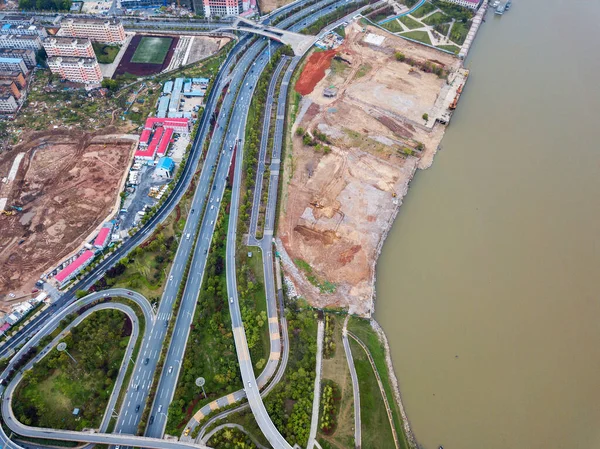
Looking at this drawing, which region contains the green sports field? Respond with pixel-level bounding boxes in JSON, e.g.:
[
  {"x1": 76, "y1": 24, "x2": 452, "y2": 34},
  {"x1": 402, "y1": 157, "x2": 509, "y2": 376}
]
[{"x1": 131, "y1": 36, "x2": 173, "y2": 64}]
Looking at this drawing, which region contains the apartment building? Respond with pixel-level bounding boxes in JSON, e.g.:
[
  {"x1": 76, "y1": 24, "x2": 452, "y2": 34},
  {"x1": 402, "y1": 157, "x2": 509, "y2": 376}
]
[
  {"x1": 0, "y1": 70, "x2": 26, "y2": 88},
  {"x1": 0, "y1": 49, "x2": 36, "y2": 68},
  {"x1": 0, "y1": 56, "x2": 27, "y2": 75},
  {"x1": 203, "y1": 0, "x2": 243, "y2": 18},
  {"x1": 0, "y1": 24, "x2": 47, "y2": 38},
  {"x1": 47, "y1": 56, "x2": 102, "y2": 84},
  {"x1": 0, "y1": 90, "x2": 18, "y2": 113},
  {"x1": 0, "y1": 14, "x2": 35, "y2": 26},
  {"x1": 59, "y1": 18, "x2": 125, "y2": 44},
  {"x1": 0, "y1": 79, "x2": 22, "y2": 100},
  {"x1": 0, "y1": 34, "x2": 42, "y2": 51},
  {"x1": 43, "y1": 36, "x2": 95, "y2": 58}
]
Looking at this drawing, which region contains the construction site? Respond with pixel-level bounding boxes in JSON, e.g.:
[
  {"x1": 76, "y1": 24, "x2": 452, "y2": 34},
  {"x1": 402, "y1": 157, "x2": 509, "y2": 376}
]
[
  {"x1": 278, "y1": 22, "x2": 469, "y2": 316},
  {"x1": 0, "y1": 130, "x2": 135, "y2": 308}
]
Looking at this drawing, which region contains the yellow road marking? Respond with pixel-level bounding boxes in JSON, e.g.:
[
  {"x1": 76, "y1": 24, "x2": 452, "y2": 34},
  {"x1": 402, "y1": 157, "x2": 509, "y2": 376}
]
[
  {"x1": 268, "y1": 317, "x2": 278, "y2": 324},
  {"x1": 193, "y1": 410, "x2": 205, "y2": 421},
  {"x1": 270, "y1": 351, "x2": 280, "y2": 361},
  {"x1": 227, "y1": 394, "x2": 236, "y2": 404},
  {"x1": 209, "y1": 401, "x2": 219, "y2": 411}
]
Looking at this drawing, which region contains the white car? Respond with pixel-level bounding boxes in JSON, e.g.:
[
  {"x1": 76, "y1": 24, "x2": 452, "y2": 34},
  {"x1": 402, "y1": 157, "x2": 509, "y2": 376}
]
[
  {"x1": 230, "y1": 297, "x2": 233, "y2": 303},
  {"x1": 168, "y1": 366, "x2": 173, "y2": 374},
  {"x1": 169, "y1": 275, "x2": 173, "y2": 281}
]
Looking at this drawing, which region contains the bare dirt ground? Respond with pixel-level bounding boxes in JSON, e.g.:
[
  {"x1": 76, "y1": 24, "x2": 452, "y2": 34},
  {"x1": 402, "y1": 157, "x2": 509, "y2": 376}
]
[
  {"x1": 187, "y1": 36, "x2": 231, "y2": 65},
  {"x1": 0, "y1": 130, "x2": 134, "y2": 306},
  {"x1": 278, "y1": 23, "x2": 463, "y2": 316},
  {"x1": 259, "y1": 0, "x2": 294, "y2": 13}
]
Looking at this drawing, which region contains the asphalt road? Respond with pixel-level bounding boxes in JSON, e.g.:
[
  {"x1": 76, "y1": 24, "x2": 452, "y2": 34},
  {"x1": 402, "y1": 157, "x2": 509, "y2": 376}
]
[
  {"x1": 145, "y1": 0, "x2": 344, "y2": 438},
  {"x1": 0, "y1": 3, "x2": 371, "y2": 448},
  {"x1": 0, "y1": 290, "x2": 199, "y2": 449}
]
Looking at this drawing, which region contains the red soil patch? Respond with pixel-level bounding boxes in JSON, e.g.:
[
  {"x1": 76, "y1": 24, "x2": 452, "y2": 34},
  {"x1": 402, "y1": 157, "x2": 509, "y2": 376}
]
[{"x1": 295, "y1": 50, "x2": 337, "y2": 95}]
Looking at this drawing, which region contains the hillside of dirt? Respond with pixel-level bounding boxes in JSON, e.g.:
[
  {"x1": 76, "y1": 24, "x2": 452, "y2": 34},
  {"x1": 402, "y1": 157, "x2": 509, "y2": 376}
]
[
  {"x1": 278, "y1": 23, "x2": 465, "y2": 316},
  {"x1": 0, "y1": 129, "x2": 134, "y2": 306}
]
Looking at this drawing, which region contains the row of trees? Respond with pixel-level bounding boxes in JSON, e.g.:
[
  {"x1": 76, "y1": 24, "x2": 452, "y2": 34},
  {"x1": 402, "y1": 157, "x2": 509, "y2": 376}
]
[
  {"x1": 319, "y1": 380, "x2": 341, "y2": 434},
  {"x1": 19, "y1": 0, "x2": 71, "y2": 11},
  {"x1": 301, "y1": 0, "x2": 372, "y2": 36},
  {"x1": 323, "y1": 315, "x2": 336, "y2": 358}
]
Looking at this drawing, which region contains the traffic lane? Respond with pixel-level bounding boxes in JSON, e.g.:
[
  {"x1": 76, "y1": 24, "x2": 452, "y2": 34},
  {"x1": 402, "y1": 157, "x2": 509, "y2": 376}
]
[
  {"x1": 1, "y1": 289, "x2": 154, "y2": 380},
  {"x1": 144, "y1": 40, "x2": 268, "y2": 438},
  {"x1": 113, "y1": 45, "x2": 255, "y2": 432}
]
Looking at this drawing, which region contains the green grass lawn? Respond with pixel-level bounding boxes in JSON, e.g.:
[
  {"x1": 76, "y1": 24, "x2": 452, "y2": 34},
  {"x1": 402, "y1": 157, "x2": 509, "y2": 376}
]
[
  {"x1": 422, "y1": 10, "x2": 448, "y2": 25},
  {"x1": 401, "y1": 30, "x2": 432, "y2": 45},
  {"x1": 349, "y1": 339, "x2": 396, "y2": 449},
  {"x1": 131, "y1": 37, "x2": 172, "y2": 64},
  {"x1": 381, "y1": 19, "x2": 404, "y2": 33},
  {"x1": 355, "y1": 62, "x2": 372, "y2": 79},
  {"x1": 437, "y1": 44, "x2": 461, "y2": 54},
  {"x1": 13, "y1": 310, "x2": 130, "y2": 431},
  {"x1": 349, "y1": 318, "x2": 410, "y2": 449},
  {"x1": 92, "y1": 42, "x2": 121, "y2": 64},
  {"x1": 411, "y1": 1, "x2": 437, "y2": 18},
  {"x1": 399, "y1": 14, "x2": 423, "y2": 30}
]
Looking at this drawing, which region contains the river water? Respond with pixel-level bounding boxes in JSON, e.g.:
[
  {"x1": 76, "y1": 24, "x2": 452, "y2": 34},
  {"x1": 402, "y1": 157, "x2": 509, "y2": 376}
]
[{"x1": 375, "y1": 1, "x2": 600, "y2": 448}]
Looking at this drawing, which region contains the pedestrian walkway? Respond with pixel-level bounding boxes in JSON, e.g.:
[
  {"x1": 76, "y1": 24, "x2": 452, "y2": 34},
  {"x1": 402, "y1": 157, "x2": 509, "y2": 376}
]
[
  {"x1": 307, "y1": 320, "x2": 325, "y2": 449},
  {"x1": 342, "y1": 316, "x2": 361, "y2": 449}
]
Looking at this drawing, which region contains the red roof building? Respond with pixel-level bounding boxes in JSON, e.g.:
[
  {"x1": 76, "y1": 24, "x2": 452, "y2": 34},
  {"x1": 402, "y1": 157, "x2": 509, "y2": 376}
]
[
  {"x1": 156, "y1": 127, "x2": 173, "y2": 157},
  {"x1": 139, "y1": 128, "x2": 151, "y2": 147},
  {"x1": 144, "y1": 117, "x2": 190, "y2": 134},
  {"x1": 93, "y1": 226, "x2": 112, "y2": 250},
  {"x1": 54, "y1": 250, "x2": 95, "y2": 286}
]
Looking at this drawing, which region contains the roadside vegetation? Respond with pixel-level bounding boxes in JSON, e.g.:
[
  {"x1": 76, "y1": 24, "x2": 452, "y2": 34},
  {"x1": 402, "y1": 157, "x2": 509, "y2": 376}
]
[
  {"x1": 264, "y1": 306, "x2": 318, "y2": 447},
  {"x1": 13, "y1": 310, "x2": 130, "y2": 431},
  {"x1": 165, "y1": 190, "x2": 242, "y2": 435},
  {"x1": 349, "y1": 317, "x2": 410, "y2": 449},
  {"x1": 301, "y1": 0, "x2": 373, "y2": 36},
  {"x1": 18, "y1": 0, "x2": 71, "y2": 11}
]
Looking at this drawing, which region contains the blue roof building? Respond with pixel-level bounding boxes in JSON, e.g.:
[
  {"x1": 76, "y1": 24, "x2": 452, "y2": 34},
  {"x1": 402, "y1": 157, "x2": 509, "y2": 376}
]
[
  {"x1": 156, "y1": 157, "x2": 175, "y2": 178},
  {"x1": 163, "y1": 80, "x2": 173, "y2": 94},
  {"x1": 157, "y1": 96, "x2": 169, "y2": 118}
]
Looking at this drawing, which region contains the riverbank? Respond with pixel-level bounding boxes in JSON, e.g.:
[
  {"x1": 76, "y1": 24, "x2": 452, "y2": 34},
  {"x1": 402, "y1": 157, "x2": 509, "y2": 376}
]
[{"x1": 278, "y1": 21, "x2": 465, "y2": 316}]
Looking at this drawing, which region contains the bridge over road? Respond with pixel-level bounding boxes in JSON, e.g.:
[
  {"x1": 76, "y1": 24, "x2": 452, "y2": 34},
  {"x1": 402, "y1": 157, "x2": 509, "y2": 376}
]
[{"x1": 217, "y1": 17, "x2": 315, "y2": 55}]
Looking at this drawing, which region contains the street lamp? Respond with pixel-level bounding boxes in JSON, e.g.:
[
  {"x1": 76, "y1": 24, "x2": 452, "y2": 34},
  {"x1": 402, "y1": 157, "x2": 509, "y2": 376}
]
[
  {"x1": 195, "y1": 377, "x2": 206, "y2": 398},
  {"x1": 56, "y1": 342, "x2": 77, "y2": 364}
]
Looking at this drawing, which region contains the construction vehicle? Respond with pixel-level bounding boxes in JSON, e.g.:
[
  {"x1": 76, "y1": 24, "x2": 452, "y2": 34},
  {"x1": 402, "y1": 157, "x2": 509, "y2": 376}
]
[
  {"x1": 2, "y1": 210, "x2": 15, "y2": 216},
  {"x1": 11, "y1": 205, "x2": 23, "y2": 212},
  {"x1": 457, "y1": 83, "x2": 464, "y2": 94},
  {"x1": 310, "y1": 201, "x2": 324, "y2": 209}
]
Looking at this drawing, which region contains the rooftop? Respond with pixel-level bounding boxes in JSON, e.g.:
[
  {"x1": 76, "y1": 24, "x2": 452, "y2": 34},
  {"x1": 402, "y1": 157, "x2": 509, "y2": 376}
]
[
  {"x1": 54, "y1": 250, "x2": 95, "y2": 283},
  {"x1": 94, "y1": 227, "x2": 111, "y2": 247}
]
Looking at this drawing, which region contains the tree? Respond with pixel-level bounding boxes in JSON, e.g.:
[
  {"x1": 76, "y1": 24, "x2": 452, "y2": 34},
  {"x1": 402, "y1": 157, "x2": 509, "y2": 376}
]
[
  {"x1": 394, "y1": 51, "x2": 405, "y2": 62},
  {"x1": 75, "y1": 290, "x2": 88, "y2": 299},
  {"x1": 101, "y1": 79, "x2": 119, "y2": 91},
  {"x1": 422, "y1": 113, "x2": 429, "y2": 121}
]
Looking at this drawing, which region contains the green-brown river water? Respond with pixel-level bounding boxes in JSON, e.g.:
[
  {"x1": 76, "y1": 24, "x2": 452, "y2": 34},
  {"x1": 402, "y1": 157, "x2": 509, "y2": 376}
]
[{"x1": 375, "y1": 1, "x2": 600, "y2": 448}]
